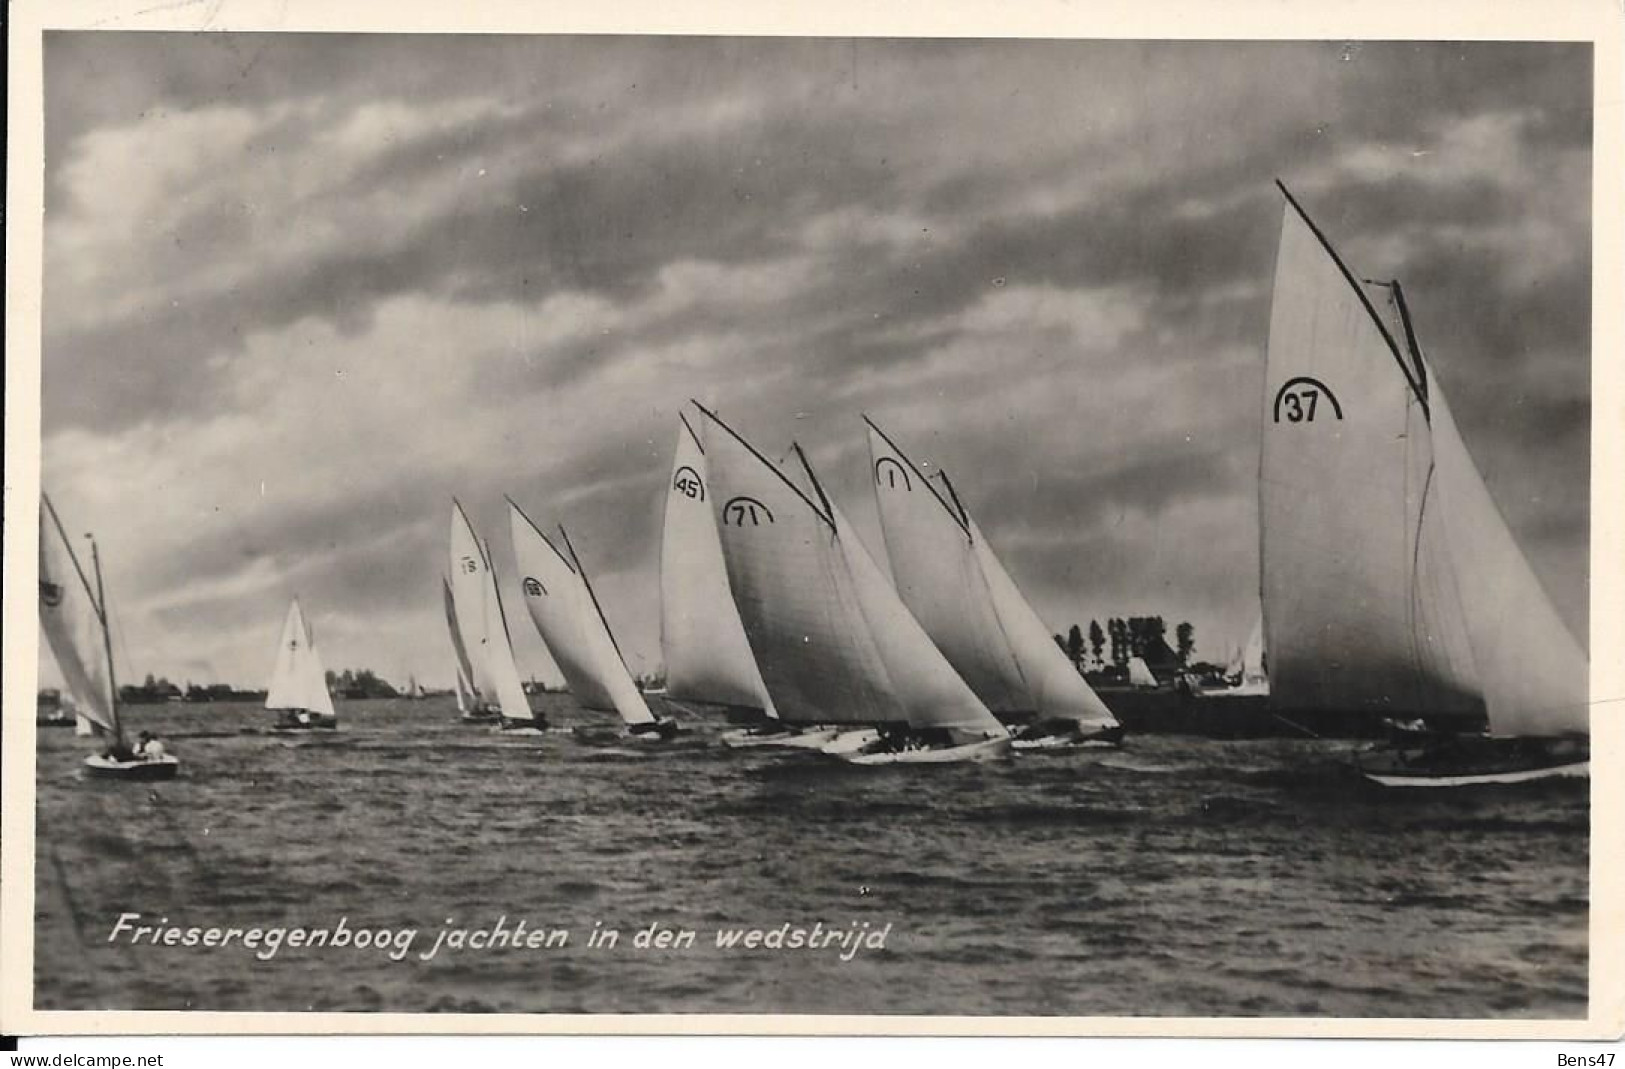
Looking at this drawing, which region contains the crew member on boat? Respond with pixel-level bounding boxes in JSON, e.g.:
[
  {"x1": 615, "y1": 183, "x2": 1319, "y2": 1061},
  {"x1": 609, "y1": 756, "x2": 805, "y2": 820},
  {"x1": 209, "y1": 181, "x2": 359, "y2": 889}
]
[{"x1": 135, "y1": 730, "x2": 168, "y2": 762}]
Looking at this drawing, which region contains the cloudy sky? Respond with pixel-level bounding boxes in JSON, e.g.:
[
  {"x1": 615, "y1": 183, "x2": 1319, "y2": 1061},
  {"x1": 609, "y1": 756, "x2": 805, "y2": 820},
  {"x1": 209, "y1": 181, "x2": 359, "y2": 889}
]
[{"x1": 38, "y1": 34, "x2": 1591, "y2": 690}]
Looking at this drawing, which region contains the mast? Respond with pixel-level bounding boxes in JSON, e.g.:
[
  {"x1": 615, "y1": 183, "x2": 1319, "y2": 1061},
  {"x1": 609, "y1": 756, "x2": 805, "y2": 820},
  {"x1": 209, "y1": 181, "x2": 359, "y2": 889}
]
[
  {"x1": 1275, "y1": 179, "x2": 1429, "y2": 419},
  {"x1": 87, "y1": 534, "x2": 123, "y2": 747}
]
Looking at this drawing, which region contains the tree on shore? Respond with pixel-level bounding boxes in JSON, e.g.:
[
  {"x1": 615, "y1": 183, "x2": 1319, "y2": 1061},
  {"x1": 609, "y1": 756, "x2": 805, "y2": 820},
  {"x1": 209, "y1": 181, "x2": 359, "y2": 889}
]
[
  {"x1": 1088, "y1": 620, "x2": 1105, "y2": 669},
  {"x1": 1065, "y1": 624, "x2": 1085, "y2": 668},
  {"x1": 1176, "y1": 621, "x2": 1195, "y2": 665}
]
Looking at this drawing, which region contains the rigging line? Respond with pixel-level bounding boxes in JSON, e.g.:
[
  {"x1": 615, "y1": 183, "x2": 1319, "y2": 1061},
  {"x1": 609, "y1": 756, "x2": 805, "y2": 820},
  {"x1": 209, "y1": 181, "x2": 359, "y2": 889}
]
[
  {"x1": 559, "y1": 525, "x2": 636, "y2": 679},
  {"x1": 1269, "y1": 712, "x2": 1323, "y2": 740},
  {"x1": 1276, "y1": 180, "x2": 1430, "y2": 419}
]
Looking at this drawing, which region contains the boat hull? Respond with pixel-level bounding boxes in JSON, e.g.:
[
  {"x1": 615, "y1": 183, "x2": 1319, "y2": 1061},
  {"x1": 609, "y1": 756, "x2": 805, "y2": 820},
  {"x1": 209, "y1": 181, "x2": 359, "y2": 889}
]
[
  {"x1": 627, "y1": 719, "x2": 682, "y2": 741},
  {"x1": 1358, "y1": 736, "x2": 1589, "y2": 788},
  {"x1": 721, "y1": 726, "x2": 838, "y2": 750},
  {"x1": 818, "y1": 728, "x2": 882, "y2": 755},
  {"x1": 84, "y1": 754, "x2": 180, "y2": 780},
  {"x1": 271, "y1": 715, "x2": 339, "y2": 732},
  {"x1": 1363, "y1": 761, "x2": 1588, "y2": 788},
  {"x1": 841, "y1": 735, "x2": 1013, "y2": 765},
  {"x1": 1100, "y1": 686, "x2": 1486, "y2": 740}
]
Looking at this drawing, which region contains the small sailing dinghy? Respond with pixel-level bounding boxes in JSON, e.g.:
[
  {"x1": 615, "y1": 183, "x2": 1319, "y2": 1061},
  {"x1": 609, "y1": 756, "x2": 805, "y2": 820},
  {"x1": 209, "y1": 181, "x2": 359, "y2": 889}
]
[
  {"x1": 442, "y1": 575, "x2": 499, "y2": 722},
  {"x1": 865, "y1": 418, "x2": 1123, "y2": 750},
  {"x1": 509, "y1": 499, "x2": 680, "y2": 740},
  {"x1": 660, "y1": 412, "x2": 831, "y2": 750},
  {"x1": 1223, "y1": 617, "x2": 1270, "y2": 697},
  {"x1": 35, "y1": 688, "x2": 76, "y2": 728},
  {"x1": 1262, "y1": 182, "x2": 1588, "y2": 786},
  {"x1": 694, "y1": 403, "x2": 1012, "y2": 765},
  {"x1": 1126, "y1": 656, "x2": 1159, "y2": 689},
  {"x1": 39, "y1": 494, "x2": 179, "y2": 780},
  {"x1": 449, "y1": 502, "x2": 545, "y2": 732},
  {"x1": 266, "y1": 599, "x2": 339, "y2": 730}
]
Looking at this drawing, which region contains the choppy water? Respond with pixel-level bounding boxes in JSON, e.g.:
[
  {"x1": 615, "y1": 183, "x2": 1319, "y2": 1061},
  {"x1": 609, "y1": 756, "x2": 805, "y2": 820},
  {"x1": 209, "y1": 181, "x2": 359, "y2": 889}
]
[{"x1": 33, "y1": 698, "x2": 1588, "y2": 1017}]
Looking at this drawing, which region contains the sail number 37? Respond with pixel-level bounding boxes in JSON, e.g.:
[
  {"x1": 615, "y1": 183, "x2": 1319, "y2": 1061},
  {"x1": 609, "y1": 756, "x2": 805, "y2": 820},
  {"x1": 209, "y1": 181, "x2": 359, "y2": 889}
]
[
  {"x1": 1281, "y1": 388, "x2": 1319, "y2": 422},
  {"x1": 1271, "y1": 376, "x2": 1344, "y2": 424}
]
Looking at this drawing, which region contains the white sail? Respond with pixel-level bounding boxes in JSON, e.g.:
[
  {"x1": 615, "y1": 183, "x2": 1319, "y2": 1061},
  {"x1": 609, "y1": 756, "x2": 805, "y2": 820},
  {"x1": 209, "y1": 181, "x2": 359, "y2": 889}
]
[
  {"x1": 824, "y1": 487, "x2": 1006, "y2": 738},
  {"x1": 509, "y1": 502, "x2": 655, "y2": 726},
  {"x1": 448, "y1": 503, "x2": 499, "y2": 703},
  {"x1": 963, "y1": 510, "x2": 1118, "y2": 730},
  {"x1": 1424, "y1": 357, "x2": 1589, "y2": 737},
  {"x1": 265, "y1": 599, "x2": 335, "y2": 716},
  {"x1": 697, "y1": 406, "x2": 909, "y2": 727},
  {"x1": 38, "y1": 495, "x2": 119, "y2": 740},
  {"x1": 480, "y1": 545, "x2": 537, "y2": 723},
  {"x1": 1240, "y1": 617, "x2": 1267, "y2": 684},
  {"x1": 452, "y1": 667, "x2": 472, "y2": 714},
  {"x1": 441, "y1": 576, "x2": 479, "y2": 705},
  {"x1": 659, "y1": 414, "x2": 776, "y2": 715},
  {"x1": 1126, "y1": 656, "x2": 1158, "y2": 688},
  {"x1": 1262, "y1": 186, "x2": 1585, "y2": 738},
  {"x1": 864, "y1": 423, "x2": 1029, "y2": 715},
  {"x1": 1261, "y1": 192, "x2": 1482, "y2": 721}
]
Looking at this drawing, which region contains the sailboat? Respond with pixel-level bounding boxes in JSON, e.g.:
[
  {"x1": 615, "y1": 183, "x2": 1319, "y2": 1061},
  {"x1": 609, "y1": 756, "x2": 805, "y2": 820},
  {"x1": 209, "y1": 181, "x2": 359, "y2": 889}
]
[
  {"x1": 39, "y1": 493, "x2": 179, "y2": 780},
  {"x1": 1125, "y1": 656, "x2": 1159, "y2": 689},
  {"x1": 509, "y1": 499, "x2": 679, "y2": 739},
  {"x1": 404, "y1": 674, "x2": 426, "y2": 700},
  {"x1": 1221, "y1": 617, "x2": 1270, "y2": 697},
  {"x1": 659, "y1": 412, "x2": 831, "y2": 749},
  {"x1": 864, "y1": 418, "x2": 1122, "y2": 749},
  {"x1": 693, "y1": 403, "x2": 1012, "y2": 765},
  {"x1": 442, "y1": 575, "x2": 498, "y2": 722},
  {"x1": 266, "y1": 599, "x2": 339, "y2": 730},
  {"x1": 1262, "y1": 182, "x2": 1588, "y2": 786},
  {"x1": 449, "y1": 501, "x2": 544, "y2": 732}
]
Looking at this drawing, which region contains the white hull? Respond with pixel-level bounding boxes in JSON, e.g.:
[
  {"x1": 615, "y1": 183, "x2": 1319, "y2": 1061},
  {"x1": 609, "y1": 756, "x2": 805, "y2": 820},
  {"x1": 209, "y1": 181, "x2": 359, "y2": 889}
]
[
  {"x1": 818, "y1": 728, "x2": 883, "y2": 755},
  {"x1": 720, "y1": 726, "x2": 838, "y2": 750},
  {"x1": 840, "y1": 735, "x2": 1013, "y2": 765},
  {"x1": 1011, "y1": 734, "x2": 1118, "y2": 751},
  {"x1": 1364, "y1": 760, "x2": 1589, "y2": 788}
]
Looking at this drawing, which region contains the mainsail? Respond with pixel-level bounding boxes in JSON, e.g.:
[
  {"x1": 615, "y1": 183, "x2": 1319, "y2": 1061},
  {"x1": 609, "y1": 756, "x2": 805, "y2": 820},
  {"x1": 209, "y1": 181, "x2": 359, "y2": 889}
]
[
  {"x1": 509, "y1": 501, "x2": 656, "y2": 727},
  {"x1": 448, "y1": 502, "x2": 533, "y2": 722},
  {"x1": 863, "y1": 419, "x2": 1115, "y2": 731},
  {"x1": 264, "y1": 599, "x2": 336, "y2": 717},
  {"x1": 1224, "y1": 616, "x2": 1269, "y2": 694},
  {"x1": 39, "y1": 494, "x2": 120, "y2": 742},
  {"x1": 695, "y1": 403, "x2": 1003, "y2": 738},
  {"x1": 479, "y1": 539, "x2": 537, "y2": 724},
  {"x1": 660, "y1": 413, "x2": 776, "y2": 715},
  {"x1": 1126, "y1": 656, "x2": 1159, "y2": 689},
  {"x1": 1261, "y1": 184, "x2": 1587, "y2": 738},
  {"x1": 441, "y1": 575, "x2": 479, "y2": 706},
  {"x1": 864, "y1": 423, "x2": 1028, "y2": 714}
]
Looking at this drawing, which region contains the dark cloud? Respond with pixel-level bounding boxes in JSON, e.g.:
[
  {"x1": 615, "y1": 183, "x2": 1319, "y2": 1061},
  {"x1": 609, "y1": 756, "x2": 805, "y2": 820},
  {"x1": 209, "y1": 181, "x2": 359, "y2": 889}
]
[{"x1": 37, "y1": 34, "x2": 1594, "y2": 679}]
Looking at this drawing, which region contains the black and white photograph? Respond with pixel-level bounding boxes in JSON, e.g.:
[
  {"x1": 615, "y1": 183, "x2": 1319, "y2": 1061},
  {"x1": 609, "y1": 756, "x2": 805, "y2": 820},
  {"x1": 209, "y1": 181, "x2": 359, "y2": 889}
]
[{"x1": 4, "y1": 0, "x2": 1620, "y2": 1040}]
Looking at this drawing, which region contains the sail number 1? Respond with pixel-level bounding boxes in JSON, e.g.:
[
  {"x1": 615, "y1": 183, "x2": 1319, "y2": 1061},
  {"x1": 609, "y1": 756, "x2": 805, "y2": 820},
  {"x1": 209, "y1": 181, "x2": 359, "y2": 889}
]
[{"x1": 1272, "y1": 376, "x2": 1344, "y2": 424}]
